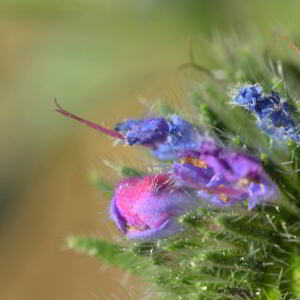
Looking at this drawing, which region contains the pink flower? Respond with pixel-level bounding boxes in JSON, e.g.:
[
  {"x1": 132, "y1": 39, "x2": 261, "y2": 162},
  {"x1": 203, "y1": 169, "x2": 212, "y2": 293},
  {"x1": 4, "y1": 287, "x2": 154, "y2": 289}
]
[{"x1": 110, "y1": 174, "x2": 198, "y2": 239}]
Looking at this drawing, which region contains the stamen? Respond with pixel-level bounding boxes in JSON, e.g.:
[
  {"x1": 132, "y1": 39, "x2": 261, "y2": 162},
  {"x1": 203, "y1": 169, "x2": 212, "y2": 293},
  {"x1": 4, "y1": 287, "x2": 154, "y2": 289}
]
[
  {"x1": 126, "y1": 224, "x2": 150, "y2": 232},
  {"x1": 180, "y1": 157, "x2": 208, "y2": 168},
  {"x1": 235, "y1": 178, "x2": 251, "y2": 189},
  {"x1": 219, "y1": 193, "x2": 230, "y2": 203},
  {"x1": 54, "y1": 99, "x2": 124, "y2": 140}
]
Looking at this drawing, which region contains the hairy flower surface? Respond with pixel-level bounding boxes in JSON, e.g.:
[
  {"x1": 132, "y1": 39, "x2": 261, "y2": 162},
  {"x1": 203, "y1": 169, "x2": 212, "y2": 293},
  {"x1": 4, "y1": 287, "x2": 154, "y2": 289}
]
[
  {"x1": 110, "y1": 174, "x2": 198, "y2": 239},
  {"x1": 115, "y1": 118, "x2": 169, "y2": 146},
  {"x1": 233, "y1": 84, "x2": 263, "y2": 111},
  {"x1": 116, "y1": 115, "x2": 203, "y2": 160},
  {"x1": 232, "y1": 85, "x2": 300, "y2": 142},
  {"x1": 172, "y1": 140, "x2": 276, "y2": 209}
]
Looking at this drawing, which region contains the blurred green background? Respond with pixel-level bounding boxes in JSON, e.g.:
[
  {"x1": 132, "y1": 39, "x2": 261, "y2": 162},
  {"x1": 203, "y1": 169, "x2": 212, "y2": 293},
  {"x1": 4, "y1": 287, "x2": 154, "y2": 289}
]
[{"x1": 1, "y1": 1, "x2": 300, "y2": 299}]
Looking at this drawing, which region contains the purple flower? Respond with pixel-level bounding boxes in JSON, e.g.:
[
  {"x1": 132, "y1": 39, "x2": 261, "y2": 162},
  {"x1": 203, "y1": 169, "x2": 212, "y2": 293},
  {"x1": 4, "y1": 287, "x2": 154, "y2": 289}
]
[
  {"x1": 197, "y1": 174, "x2": 275, "y2": 210},
  {"x1": 54, "y1": 100, "x2": 203, "y2": 160},
  {"x1": 232, "y1": 86, "x2": 300, "y2": 143},
  {"x1": 233, "y1": 84, "x2": 263, "y2": 111},
  {"x1": 116, "y1": 115, "x2": 203, "y2": 160},
  {"x1": 115, "y1": 118, "x2": 169, "y2": 146},
  {"x1": 178, "y1": 140, "x2": 262, "y2": 182},
  {"x1": 254, "y1": 91, "x2": 281, "y2": 119},
  {"x1": 172, "y1": 140, "x2": 276, "y2": 209},
  {"x1": 110, "y1": 174, "x2": 198, "y2": 239}
]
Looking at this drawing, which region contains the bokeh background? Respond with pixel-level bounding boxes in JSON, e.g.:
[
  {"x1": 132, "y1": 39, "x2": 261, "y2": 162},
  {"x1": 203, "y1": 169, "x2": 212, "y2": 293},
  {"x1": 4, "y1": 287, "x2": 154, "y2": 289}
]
[{"x1": 1, "y1": 1, "x2": 300, "y2": 299}]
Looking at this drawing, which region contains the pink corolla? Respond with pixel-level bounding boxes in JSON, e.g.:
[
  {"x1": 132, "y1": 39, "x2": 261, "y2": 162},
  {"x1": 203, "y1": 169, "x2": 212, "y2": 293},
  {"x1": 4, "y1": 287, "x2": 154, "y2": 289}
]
[{"x1": 110, "y1": 174, "x2": 198, "y2": 239}]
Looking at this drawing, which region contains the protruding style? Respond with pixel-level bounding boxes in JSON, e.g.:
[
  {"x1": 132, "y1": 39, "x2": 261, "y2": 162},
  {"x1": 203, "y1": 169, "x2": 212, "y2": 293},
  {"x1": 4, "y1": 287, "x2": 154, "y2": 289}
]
[
  {"x1": 55, "y1": 99, "x2": 204, "y2": 160},
  {"x1": 54, "y1": 99, "x2": 124, "y2": 139}
]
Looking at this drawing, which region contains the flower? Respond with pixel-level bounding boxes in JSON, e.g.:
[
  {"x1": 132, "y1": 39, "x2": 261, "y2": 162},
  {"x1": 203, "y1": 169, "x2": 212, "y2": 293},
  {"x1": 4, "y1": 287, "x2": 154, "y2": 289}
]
[
  {"x1": 254, "y1": 91, "x2": 281, "y2": 119},
  {"x1": 54, "y1": 100, "x2": 203, "y2": 160},
  {"x1": 233, "y1": 84, "x2": 263, "y2": 111},
  {"x1": 197, "y1": 174, "x2": 275, "y2": 210},
  {"x1": 172, "y1": 140, "x2": 276, "y2": 209},
  {"x1": 176, "y1": 140, "x2": 263, "y2": 182},
  {"x1": 110, "y1": 174, "x2": 198, "y2": 239},
  {"x1": 232, "y1": 86, "x2": 300, "y2": 142},
  {"x1": 114, "y1": 118, "x2": 169, "y2": 146},
  {"x1": 116, "y1": 115, "x2": 203, "y2": 160}
]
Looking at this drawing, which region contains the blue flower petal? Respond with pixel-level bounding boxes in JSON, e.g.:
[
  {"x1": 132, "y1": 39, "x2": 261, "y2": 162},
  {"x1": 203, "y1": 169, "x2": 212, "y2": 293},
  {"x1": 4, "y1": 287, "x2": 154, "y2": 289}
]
[{"x1": 233, "y1": 85, "x2": 263, "y2": 111}]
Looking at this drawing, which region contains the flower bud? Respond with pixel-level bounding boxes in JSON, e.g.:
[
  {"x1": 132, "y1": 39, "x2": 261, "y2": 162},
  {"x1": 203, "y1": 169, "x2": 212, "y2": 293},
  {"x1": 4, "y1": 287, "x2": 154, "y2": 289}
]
[{"x1": 110, "y1": 174, "x2": 197, "y2": 239}]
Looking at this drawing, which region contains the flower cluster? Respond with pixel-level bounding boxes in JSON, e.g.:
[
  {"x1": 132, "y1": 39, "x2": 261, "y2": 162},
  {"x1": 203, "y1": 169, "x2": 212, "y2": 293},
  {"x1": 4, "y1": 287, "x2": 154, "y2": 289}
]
[
  {"x1": 232, "y1": 85, "x2": 300, "y2": 142},
  {"x1": 110, "y1": 139, "x2": 275, "y2": 239},
  {"x1": 55, "y1": 100, "x2": 276, "y2": 239}
]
